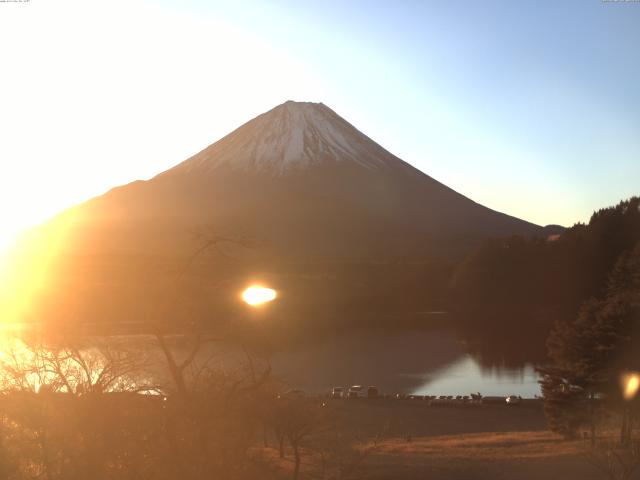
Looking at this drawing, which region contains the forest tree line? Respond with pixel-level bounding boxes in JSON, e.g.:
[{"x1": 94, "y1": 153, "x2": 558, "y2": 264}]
[
  {"x1": 450, "y1": 196, "x2": 640, "y2": 363},
  {"x1": 452, "y1": 196, "x2": 640, "y2": 443}
]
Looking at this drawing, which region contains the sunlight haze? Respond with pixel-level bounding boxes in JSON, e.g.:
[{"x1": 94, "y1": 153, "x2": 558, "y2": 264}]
[
  {"x1": 1, "y1": 0, "x2": 639, "y2": 254},
  {"x1": 0, "y1": 4, "x2": 639, "y2": 476}
]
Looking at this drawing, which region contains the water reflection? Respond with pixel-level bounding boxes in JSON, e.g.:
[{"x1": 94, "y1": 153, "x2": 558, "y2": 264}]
[
  {"x1": 0, "y1": 325, "x2": 542, "y2": 397},
  {"x1": 270, "y1": 328, "x2": 464, "y2": 394},
  {"x1": 412, "y1": 355, "x2": 540, "y2": 397},
  {"x1": 269, "y1": 328, "x2": 541, "y2": 396}
]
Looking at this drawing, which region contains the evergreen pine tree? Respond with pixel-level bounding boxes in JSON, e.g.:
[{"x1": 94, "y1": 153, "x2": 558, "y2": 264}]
[{"x1": 539, "y1": 242, "x2": 640, "y2": 441}]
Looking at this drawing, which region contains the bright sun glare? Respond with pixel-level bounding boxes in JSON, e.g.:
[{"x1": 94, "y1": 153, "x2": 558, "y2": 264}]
[
  {"x1": 623, "y1": 372, "x2": 640, "y2": 400},
  {"x1": 0, "y1": 209, "x2": 78, "y2": 325},
  {"x1": 241, "y1": 286, "x2": 277, "y2": 306}
]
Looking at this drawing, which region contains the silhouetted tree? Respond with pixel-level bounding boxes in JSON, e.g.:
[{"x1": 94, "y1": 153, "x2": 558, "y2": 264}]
[{"x1": 539, "y1": 241, "x2": 640, "y2": 441}]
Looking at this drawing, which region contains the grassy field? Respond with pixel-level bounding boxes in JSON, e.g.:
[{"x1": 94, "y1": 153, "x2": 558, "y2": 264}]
[
  {"x1": 366, "y1": 431, "x2": 596, "y2": 480},
  {"x1": 258, "y1": 399, "x2": 608, "y2": 480}
]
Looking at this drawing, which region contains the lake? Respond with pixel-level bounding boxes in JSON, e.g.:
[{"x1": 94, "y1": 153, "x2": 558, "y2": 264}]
[
  {"x1": 269, "y1": 327, "x2": 541, "y2": 397},
  {"x1": 0, "y1": 324, "x2": 542, "y2": 398}
]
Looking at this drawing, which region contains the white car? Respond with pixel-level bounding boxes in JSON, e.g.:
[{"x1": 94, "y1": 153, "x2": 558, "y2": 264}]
[{"x1": 348, "y1": 385, "x2": 364, "y2": 399}]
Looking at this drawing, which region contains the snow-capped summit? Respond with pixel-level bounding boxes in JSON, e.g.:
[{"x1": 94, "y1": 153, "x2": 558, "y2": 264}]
[
  {"x1": 169, "y1": 101, "x2": 393, "y2": 175},
  {"x1": 5, "y1": 100, "x2": 547, "y2": 328}
]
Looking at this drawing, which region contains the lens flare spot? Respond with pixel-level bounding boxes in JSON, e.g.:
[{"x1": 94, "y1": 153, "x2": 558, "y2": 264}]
[
  {"x1": 241, "y1": 286, "x2": 277, "y2": 306},
  {"x1": 623, "y1": 373, "x2": 640, "y2": 400}
]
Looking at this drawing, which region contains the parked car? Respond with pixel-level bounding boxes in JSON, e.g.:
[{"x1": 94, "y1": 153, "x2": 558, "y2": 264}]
[
  {"x1": 331, "y1": 387, "x2": 345, "y2": 399},
  {"x1": 348, "y1": 385, "x2": 364, "y2": 399},
  {"x1": 506, "y1": 395, "x2": 522, "y2": 405},
  {"x1": 278, "y1": 389, "x2": 306, "y2": 400},
  {"x1": 482, "y1": 396, "x2": 507, "y2": 404},
  {"x1": 367, "y1": 386, "x2": 379, "y2": 398}
]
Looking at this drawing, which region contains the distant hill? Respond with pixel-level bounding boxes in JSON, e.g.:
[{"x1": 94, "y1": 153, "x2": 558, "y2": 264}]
[
  {"x1": 1, "y1": 101, "x2": 551, "y2": 331},
  {"x1": 541, "y1": 225, "x2": 566, "y2": 238}
]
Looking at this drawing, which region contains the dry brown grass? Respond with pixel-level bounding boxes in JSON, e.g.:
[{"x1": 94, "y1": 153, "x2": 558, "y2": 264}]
[
  {"x1": 255, "y1": 431, "x2": 597, "y2": 480},
  {"x1": 254, "y1": 403, "x2": 605, "y2": 479},
  {"x1": 373, "y1": 430, "x2": 583, "y2": 461},
  {"x1": 363, "y1": 431, "x2": 602, "y2": 480}
]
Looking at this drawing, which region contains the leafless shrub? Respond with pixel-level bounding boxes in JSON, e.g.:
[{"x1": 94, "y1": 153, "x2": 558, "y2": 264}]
[
  {"x1": 315, "y1": 430, "x2": 383, "y2": 480},
  {"x1": 586, "y1": 439, "x2": 640, "y2": 480}
]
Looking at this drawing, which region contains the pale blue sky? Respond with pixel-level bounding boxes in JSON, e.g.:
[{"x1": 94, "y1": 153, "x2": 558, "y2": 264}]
[
  {"x1": 169, "y1": 0, "x2": 639, "y2": 227},
  {"x1": 0, "y1": 0, "x2": 638, "y2": 248}
]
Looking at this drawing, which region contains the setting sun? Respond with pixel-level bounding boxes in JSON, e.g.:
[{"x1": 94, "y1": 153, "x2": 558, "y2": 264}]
[{"x1": 241, "y1": 286, "x2": 277, "y2": 307}]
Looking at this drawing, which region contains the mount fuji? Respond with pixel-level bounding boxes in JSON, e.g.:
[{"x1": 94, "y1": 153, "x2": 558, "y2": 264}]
[{"x1": 6, "y1": 101, "x2": 550, "y2": 330}]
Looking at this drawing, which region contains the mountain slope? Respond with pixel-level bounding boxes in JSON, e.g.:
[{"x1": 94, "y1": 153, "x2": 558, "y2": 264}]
[
  {"x1": 2, "y1": 101, "x2": 547, "y2": 330},
  {"x1": 78, "y1": 101, "x2": 541, "y2": 256}
]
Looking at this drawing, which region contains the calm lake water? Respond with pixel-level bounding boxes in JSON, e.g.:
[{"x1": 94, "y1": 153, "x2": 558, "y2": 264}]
[
  {"x1": 269, "y1": 328, "x2": 541, "y2": 397},
  {"x1": 0, "y1": 325, "x2": 542, "y2": 398},
  {"x1": 412, "y1": 355, "x2": 540, "y2": 397}
]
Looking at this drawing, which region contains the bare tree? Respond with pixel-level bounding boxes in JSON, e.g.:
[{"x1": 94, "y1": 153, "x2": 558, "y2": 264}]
[
  {"x1": 263, "y1": 397, "x2": 328, "y2": 480},
  {"x1": 316, "y1": 430, "x2": 384, "y2": 480},
  {"x1": 586, "y1": 439, "x2": 640, "y2": 480}
]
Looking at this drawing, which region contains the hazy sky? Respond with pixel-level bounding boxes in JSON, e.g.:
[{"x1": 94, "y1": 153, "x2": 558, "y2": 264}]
[{"x1": 1, "y1": 0, "x2": 639, "y2": 250}]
